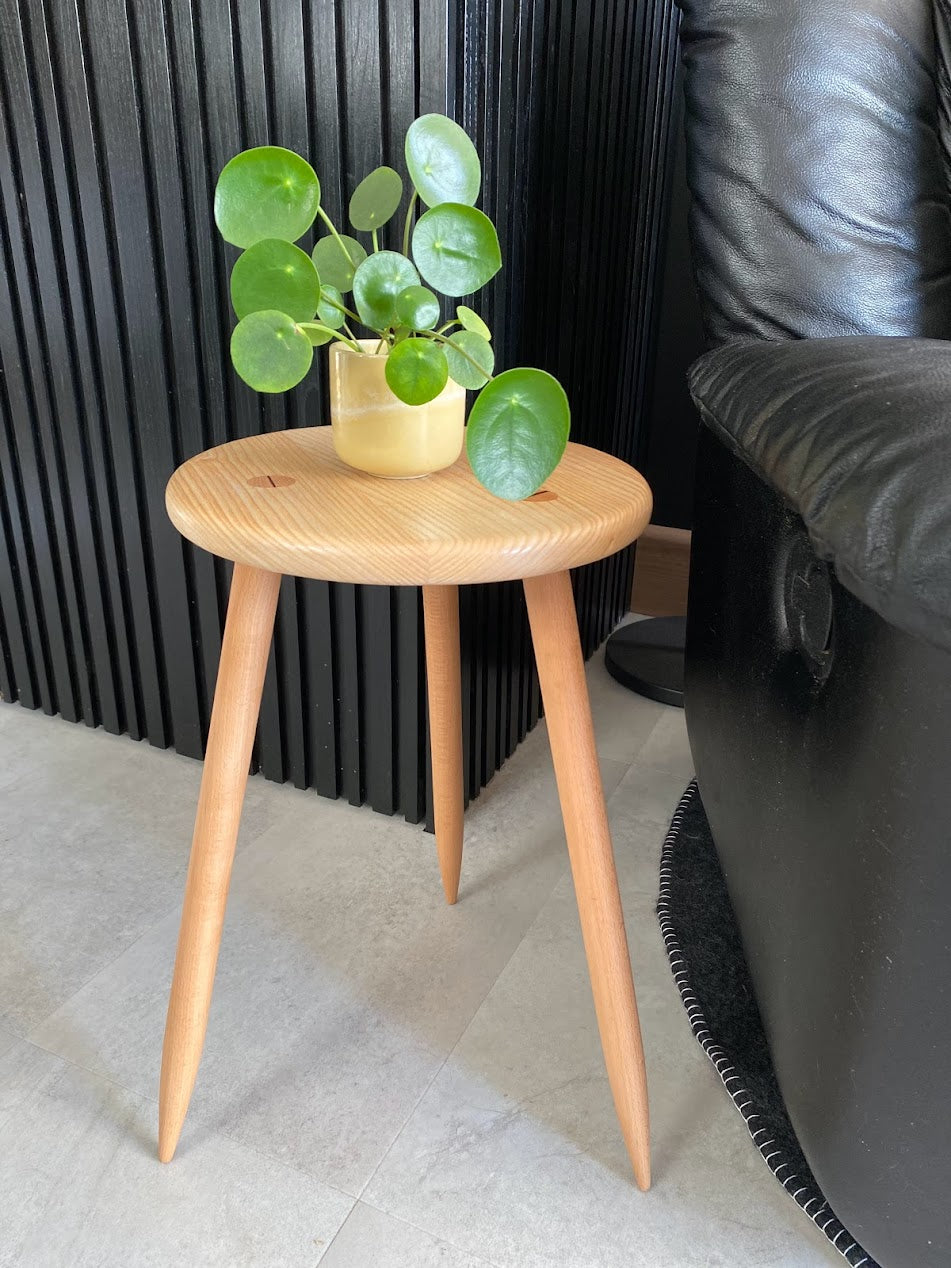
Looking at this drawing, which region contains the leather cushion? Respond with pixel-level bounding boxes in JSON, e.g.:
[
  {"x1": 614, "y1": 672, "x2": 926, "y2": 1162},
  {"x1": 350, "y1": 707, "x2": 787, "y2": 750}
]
[
  {"x1": 689, "y1": 336, "x2": 951, "y2": 652},
  {"x1": 677, "y1": 0, "x2": 951, "y2": 344}
]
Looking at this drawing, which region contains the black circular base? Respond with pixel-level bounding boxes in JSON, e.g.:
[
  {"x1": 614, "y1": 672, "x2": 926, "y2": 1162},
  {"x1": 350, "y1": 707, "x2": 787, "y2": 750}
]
[{"x1": 604, "y1": 615, "x2": 685, "y2": 707}]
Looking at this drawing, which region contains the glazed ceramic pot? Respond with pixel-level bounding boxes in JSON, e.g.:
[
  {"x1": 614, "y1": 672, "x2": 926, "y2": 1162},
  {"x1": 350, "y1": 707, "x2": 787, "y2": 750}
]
[{"x1": 329, "y1": 339, "x2": 465, "y2": 478}]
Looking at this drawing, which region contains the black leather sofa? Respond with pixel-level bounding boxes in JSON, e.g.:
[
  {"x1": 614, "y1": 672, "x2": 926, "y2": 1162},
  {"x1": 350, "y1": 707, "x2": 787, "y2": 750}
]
[{"x1": 677, "y1": 2, "x2": 951, "y2": 1265}]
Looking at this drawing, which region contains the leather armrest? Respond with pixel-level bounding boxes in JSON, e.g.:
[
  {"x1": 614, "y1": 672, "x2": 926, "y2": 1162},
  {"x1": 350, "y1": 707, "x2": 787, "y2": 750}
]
[{"x1": 688, "y1": 335, "x2": 951, "y2": 654}]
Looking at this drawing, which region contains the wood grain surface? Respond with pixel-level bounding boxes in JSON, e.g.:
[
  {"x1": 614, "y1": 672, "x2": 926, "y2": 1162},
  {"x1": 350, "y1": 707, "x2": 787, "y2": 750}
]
[
  {"x1": 166, "y1": 428, "x2": 652, "y2": 586},
  {"x1": 422, "y1": 585, "x2": 464, "y2": 904},
  {"x1": 631, "y1": 525, "x2": 692, "y2": 616},
  {"x1": 159, "y1": 564, "x2": 281, "y2": 1163},
  {"x1": 524, "y1": 570, "x2": 651, "y2": 1190}
]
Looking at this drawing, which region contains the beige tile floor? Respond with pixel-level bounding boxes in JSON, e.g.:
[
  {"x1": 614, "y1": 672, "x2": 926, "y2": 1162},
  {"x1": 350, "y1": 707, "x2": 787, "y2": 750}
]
[{"x1": 0, "y1": 634, "x2": 842, "y2": 1267}]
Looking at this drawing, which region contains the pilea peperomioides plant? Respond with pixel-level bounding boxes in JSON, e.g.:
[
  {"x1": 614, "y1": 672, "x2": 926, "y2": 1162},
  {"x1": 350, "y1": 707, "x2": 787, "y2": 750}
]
[{"x1": 214, "y1": 113, "x2": 570, "y2": 499}]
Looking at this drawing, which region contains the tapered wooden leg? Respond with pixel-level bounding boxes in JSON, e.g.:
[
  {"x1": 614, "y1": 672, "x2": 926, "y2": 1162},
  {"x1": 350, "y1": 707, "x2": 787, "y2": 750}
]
[
  {"x1": 523, "y1": 571, "x2": 650, "y2": 1190},
  {"x1": 158, "y1": 564, "x2": 282, "y2": 1163},
  {"x1": 422, "y1": 585, "x2": 464, "y2": 904}
]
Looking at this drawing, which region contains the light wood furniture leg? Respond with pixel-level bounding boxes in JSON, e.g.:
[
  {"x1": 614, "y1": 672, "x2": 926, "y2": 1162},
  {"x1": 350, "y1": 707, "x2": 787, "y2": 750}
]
[
  {"x1": 422, "y1": 584, "x2": 464, "y2": 904},
  {"x1": 158, "y1": 563, "x2": 282, "y2": 1163},
  {"x1": 523, "y1": 570, "x2": 651, "y2": 1190}
]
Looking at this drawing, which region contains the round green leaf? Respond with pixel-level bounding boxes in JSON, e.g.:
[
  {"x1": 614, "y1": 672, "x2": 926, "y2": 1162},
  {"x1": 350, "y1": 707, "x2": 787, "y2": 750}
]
[
  {"x1": 405, "y1": 114, "x2": 481, "y2": 208},
  {"x1": 349, "y1": 165, "x2": 404, "y2": 231},
  {"x1": 412, "y1": 204, "x2": 501, "y2": 297},
  {"x1": 312, "y1": 234, "x2": 367, "y2": 292},
  {"x1": 384, "y1": 338, "x2": 449, "y2": 405},
  {"x1": 317, "y1": 285, "x2": 346, "y2": 330},
  {"x1": 395, "y1": 285, "x2": 440, "y2": 330},
  {"x1": 230, "y1": 310, "x2": 314, "y2": 392},
  {"x1": 444, "y1": 330, "x2": 494, "y2": 389},
  {"x1": 215, "y1": 147, "x2": 320, "y2": 248},
  {"x1": 466, "y1": 368, "x2": 570, "y2": 499},
  {"x1": 457, "y1": 305, "x2": 491, "y2": 340},
  {"x1": 230, "y1": 238, "x2": 320, "y2": 321},
  {"x1": 352, "y1": 251, "x2": 420, "y2": 331}
]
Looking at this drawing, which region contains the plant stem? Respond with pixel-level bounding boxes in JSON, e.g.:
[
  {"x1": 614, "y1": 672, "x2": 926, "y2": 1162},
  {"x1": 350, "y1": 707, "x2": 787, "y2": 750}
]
[
  {"x1": 298, "y1": 322, "x2": 362, "y2": 353},
  {"x1": 436, "y1": 320, "x2": 461, "y2": 336},
  {"x1": 316, "y1": 206, "x2": 355, "y2": 266},
  {"x1": 425, "y1": 330, "x2": 494, "y2": 381},
  {"x1": 321, "y1": 292, "x2": 361, "y2": 324},
  {"x1": 402, "y1": 190, "x2": 418, "y2": 258},
  {"x1": 372, "y1": 228, "x2": 380, "y2": 253}
]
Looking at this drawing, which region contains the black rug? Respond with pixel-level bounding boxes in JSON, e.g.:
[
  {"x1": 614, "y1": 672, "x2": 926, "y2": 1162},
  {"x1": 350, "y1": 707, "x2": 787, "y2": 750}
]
[{"x1": 656, "y1": 781, "x2": 880, "y2": 1268}]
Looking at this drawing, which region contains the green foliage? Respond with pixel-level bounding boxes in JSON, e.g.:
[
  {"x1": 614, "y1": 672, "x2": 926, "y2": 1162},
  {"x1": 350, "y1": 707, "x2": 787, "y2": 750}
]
[
  {"x1": 317, "y1": 285, "x2": 346, "y2": 330},
  {"x1": 352, "y1": 252, "x2": 420, "y2": 330},
  {"x1": 230, "y1": 239, "x2": 320, "y2": 321},
  {"x1": 349, "y1": 166, "x2": 404, "y2": 231},
  {"x1": 214, "y1": 113, "x2": 570, "y2": 498},
  {"x1": 299, "y1": 322, "x2": 335, "y2": 347},
  {"x1": 405, "y1": 114, "x2": 481, "y2": 207},
  {"x1": 466, "y1": 369, "x2": 570, "y2": 500},
  {"x1": 231, "y1": 311, "x2": 313, "y2": 392},
  {"x1": 384, "y1": 338, "x2": 449, "y2": 405},
  {"x1": 445, "y1": 331, "x2": 493, "y2": 389},
  {"x1": 395, "y1": 285, "x2": 440, "y2": 330},
  {"x1": 312, "y1": 234, "x2": 367, "y2": 291},
  {"x1": 412, "y1": 204, "x2": 501, "y2": 297},
  {"x1": 215, "y1": 147, "x2": 320, "y2": 248},
  {"x1": 457, "y1": 305, "x2": 491, "y2": 340}
]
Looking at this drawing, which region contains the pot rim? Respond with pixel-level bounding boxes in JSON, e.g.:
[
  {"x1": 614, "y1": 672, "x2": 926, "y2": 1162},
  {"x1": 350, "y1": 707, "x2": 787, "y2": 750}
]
[{"x1": 331, "y1": 337, "x2": 389, "y2": 358}]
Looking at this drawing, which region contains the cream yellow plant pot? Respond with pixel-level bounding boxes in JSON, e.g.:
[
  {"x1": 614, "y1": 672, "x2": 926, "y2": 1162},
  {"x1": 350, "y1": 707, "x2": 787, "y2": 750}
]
[{"x1": 329, "y1": 339, "x2": 465, "y2": 478}]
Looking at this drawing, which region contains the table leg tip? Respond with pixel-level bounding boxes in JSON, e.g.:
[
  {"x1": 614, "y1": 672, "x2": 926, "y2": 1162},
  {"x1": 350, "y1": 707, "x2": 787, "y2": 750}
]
[
  {"x1": 158, "y1": 1115, "x2": 183, "y2": 1164},
  {"x1": 630, "y1": 1146, "x2": 651, "y2": 1191}
]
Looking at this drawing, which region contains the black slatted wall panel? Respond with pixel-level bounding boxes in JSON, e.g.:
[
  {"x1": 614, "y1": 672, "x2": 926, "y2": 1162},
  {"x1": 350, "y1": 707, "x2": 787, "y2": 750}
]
[{"x1": 0, "y1": 0, "x2": 680, "y2": 821}]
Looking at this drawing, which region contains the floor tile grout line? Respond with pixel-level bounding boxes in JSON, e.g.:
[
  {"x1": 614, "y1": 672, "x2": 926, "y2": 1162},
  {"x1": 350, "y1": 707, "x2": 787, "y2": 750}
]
[
  {"x1": 334, "y1": 756, "x2": 688, "y2": 1217},
  {"x1": 181, "y1": 1111, "x2": 363, "y2": 1202},
  {"x1": 352, "y1": 1052, "x2": 450, "y2": 1202},
  {"x1": 334, "y1": 1197, "x2": 504, "y2": 1268},
  {"x1": 204, "y1": 836, "x2": 570, "y2": 1208},
  {"x1": 11, "y1": 1029, "x2": 363, "y2": 1211},
  {"x1": 18, "y1": 769, "x2": 581, "y2": 1201},
  {"x1": 16, "y1": 743, "x2": 680, "y2": 1043},
  {"x1": 338, "y1": 753, "x2": 681, "y2": 1256},
  {"x1": 314, "y1": 1205, "x2": 360, "y2": 1267},
  {"x1": 594, "y1": 719, "x2": 666, "y2": 767},
  {"x1": 8, "y1": 701, "x2": 680, "y2": 1166},
  {"x1": 635, "y1": 758, "x2": 696, "y2": 781},
  {"x1": 352, "y1": 846, "x2": 578, "y2": 1208},
  {"x1": 344, "y1": 743, "x2": 679, "y2": 1185},
  {"x1": 18, "y1": 899, "x2": 186, "y2": 1047},
  {"x1": 339, "y1": 733, "x2": 611, "y2": 1212},
  {"x1": 16, "y1": 787, "x2": 318, "y2": 1047},
  {"x1": 604, "y1": 707, "x2": 694, "y2": 781},
  {"x1": 20, "y1": 835, "x2": 576, "y2": 1208}
]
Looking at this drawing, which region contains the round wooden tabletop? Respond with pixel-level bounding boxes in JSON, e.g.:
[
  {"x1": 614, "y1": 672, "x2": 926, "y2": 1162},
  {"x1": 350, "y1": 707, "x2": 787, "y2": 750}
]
[{"x1": 165, "y1": 427, "x2": 653, "y2": 586}]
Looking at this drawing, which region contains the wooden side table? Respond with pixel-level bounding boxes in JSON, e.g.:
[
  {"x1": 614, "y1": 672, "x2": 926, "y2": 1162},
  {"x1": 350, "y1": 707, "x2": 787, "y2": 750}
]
[{"x1": 160, "y1": 428, "x2": 654, "y2": 1188}]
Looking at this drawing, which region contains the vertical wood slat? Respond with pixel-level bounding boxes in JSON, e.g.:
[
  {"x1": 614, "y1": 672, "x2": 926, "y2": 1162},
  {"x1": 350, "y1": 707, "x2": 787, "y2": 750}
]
[
  {"x1": 451, "y1": 0, "x2": 682, "y2": 776},
  {"x1": 0, "y1": 9, "x2": 83, "y2": 726},
  {"x1": 13, "y1": 1, "x2": 126, "y2": 735},
  {"x1": 0, "y1": 0, "x2": 680, "y2": 821},
  {"x1": 86, "y1": 0, "x2": 202, "y2": 751},
  {"x1": 0, "y1": 381, "x2": 40, "y2": 708}
]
